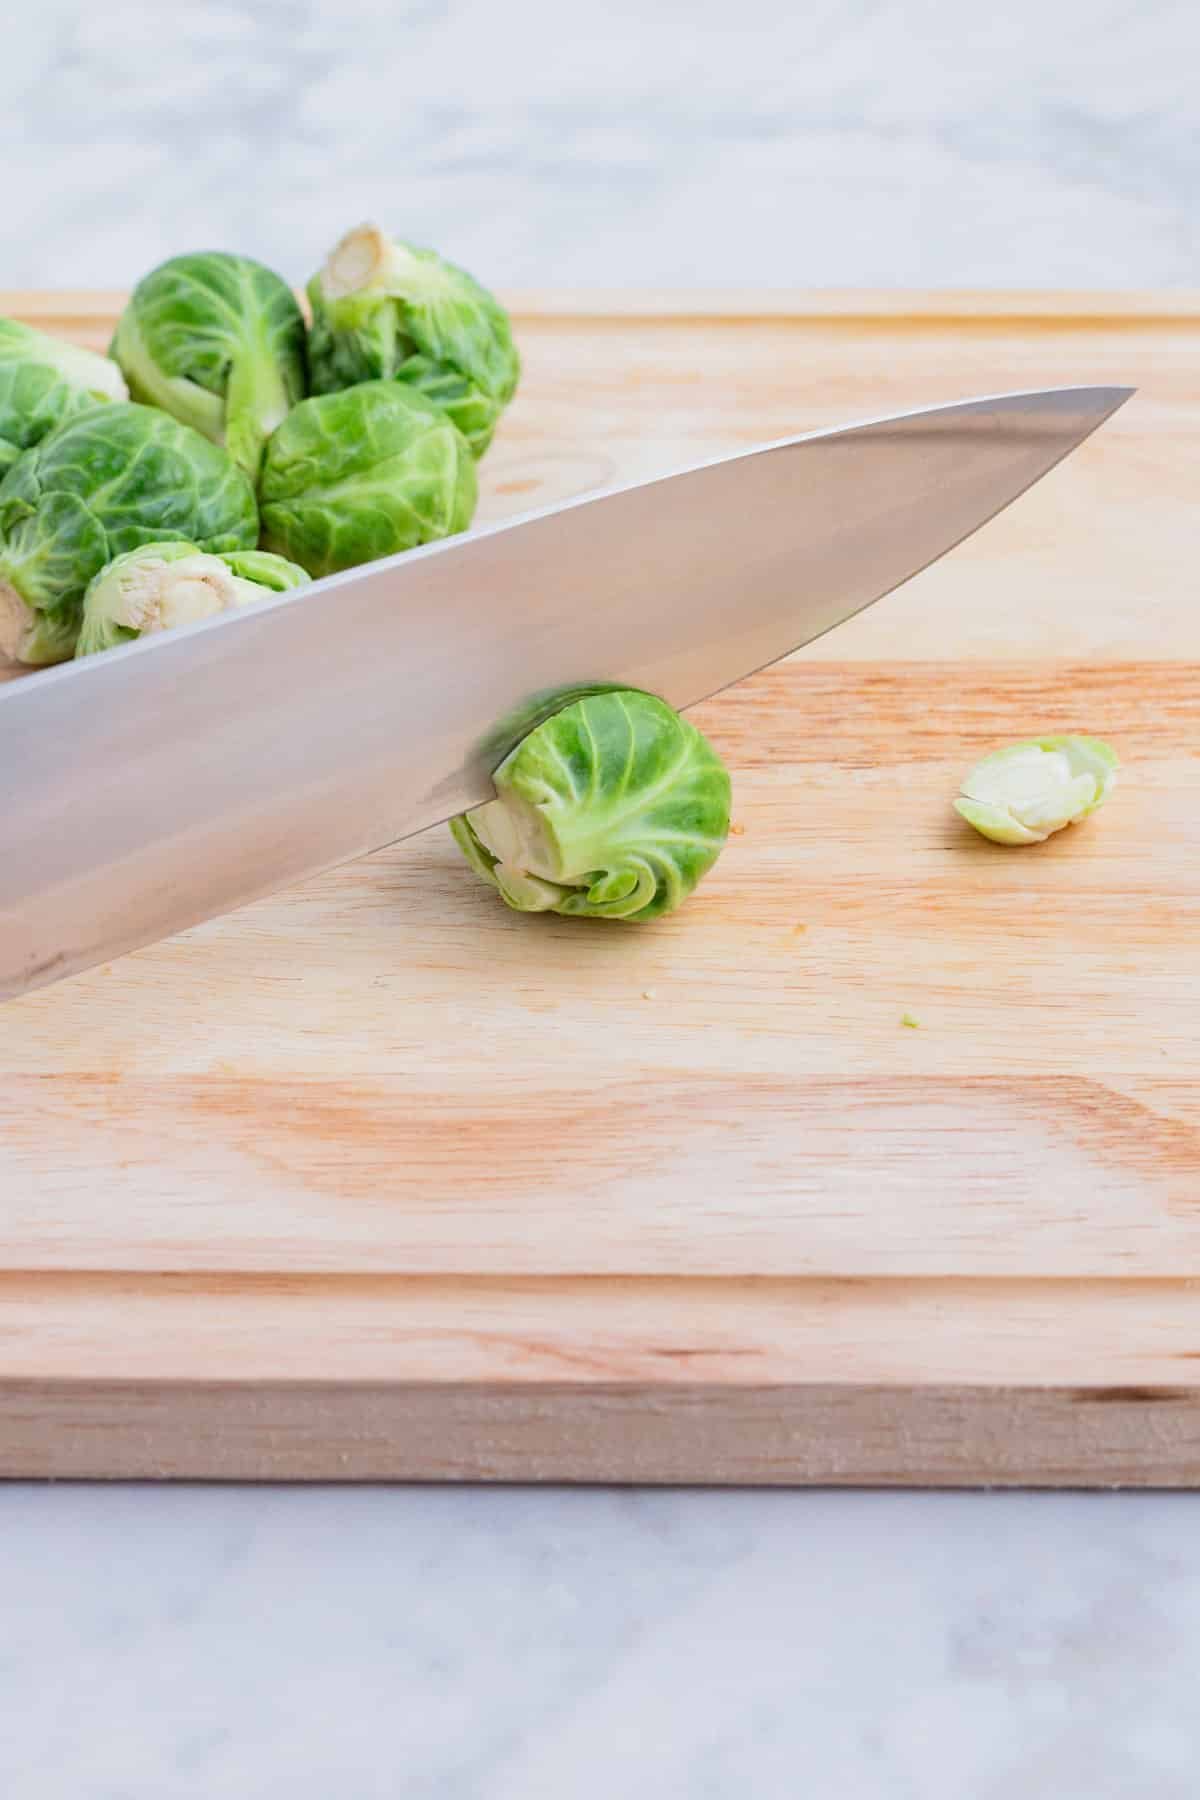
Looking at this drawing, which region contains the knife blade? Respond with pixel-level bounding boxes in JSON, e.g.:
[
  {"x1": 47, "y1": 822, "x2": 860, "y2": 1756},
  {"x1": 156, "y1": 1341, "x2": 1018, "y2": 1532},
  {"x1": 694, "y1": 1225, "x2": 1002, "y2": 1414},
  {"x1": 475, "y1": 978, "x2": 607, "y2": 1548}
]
[{"x1": 0, "y1": 384, "x2": 1131, "y2": 998}]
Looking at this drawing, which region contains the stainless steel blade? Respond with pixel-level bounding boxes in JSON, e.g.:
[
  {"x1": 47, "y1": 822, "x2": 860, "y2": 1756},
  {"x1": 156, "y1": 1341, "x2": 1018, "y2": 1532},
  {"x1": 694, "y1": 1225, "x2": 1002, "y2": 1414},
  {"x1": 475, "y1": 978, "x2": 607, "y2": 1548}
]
[{"x1": 0, "y1": 384, "x2": 1131, "y2": 997}]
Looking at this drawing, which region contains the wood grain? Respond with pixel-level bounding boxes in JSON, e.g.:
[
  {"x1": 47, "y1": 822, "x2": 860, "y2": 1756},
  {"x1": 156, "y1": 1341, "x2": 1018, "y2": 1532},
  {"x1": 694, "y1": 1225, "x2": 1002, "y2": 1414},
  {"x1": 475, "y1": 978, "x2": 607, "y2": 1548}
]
[{"x1": 1, "y1": 293, "x2": 1198, "y2": 1483}]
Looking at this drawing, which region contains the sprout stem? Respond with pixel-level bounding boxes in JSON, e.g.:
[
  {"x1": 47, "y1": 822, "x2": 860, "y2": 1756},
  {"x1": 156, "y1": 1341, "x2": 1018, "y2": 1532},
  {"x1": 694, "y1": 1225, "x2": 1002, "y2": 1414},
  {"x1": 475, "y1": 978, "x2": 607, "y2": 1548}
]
[
  {"x1": 0, "y1": 579, "x2": 30, "y2": 662},
  {"x1": 323, "y1": 223, "x2": 391, "y2": 297}
]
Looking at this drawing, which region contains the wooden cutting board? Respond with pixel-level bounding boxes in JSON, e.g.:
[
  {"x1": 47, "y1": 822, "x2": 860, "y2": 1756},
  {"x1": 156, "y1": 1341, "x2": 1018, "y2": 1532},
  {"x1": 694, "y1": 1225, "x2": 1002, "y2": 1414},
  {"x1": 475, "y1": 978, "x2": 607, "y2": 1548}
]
[{"x1": 2, "y1": 291, "x2": 1199, "y2": 1485}]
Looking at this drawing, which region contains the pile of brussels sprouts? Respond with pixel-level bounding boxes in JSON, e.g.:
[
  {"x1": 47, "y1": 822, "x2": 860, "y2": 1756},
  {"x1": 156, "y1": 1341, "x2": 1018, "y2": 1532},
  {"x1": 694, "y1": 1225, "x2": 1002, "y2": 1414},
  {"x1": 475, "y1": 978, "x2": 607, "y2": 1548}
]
[
  {"x1": 0, "y1": 224, "x2": 516, "y2": 666},
  {"x1": 0, "y1": 228, "x2": 734, "y2": 924},
  {"x1": 0, "y1": 237, "x2": 1119, "y2": 927}
]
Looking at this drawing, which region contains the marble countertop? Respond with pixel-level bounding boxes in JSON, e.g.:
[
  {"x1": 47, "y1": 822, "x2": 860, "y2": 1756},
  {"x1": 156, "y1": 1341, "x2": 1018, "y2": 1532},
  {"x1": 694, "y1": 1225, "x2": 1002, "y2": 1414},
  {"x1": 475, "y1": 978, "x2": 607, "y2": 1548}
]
[
  {"x1": 4, "y1": 1486, "x2": 1200, "y2": 1794},
  {"x1": 5, "y1": 0, "x2": 1197, "y2": 291},
  {"x1": 4, "y1": 0, "x2": 1199, "y2": 1792}
]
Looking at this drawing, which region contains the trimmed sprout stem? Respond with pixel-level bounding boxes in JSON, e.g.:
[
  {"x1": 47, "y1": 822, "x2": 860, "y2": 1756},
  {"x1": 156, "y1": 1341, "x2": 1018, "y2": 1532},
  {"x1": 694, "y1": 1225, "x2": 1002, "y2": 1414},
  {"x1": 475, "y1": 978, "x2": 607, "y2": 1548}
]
[
  {"x1": 0, "y1": 579, "x2": 31, "y2": 662},
  {"x1": 323, "y1": 224, "x2": 393, "y2": 297},
  {"x1": 115, "y1": 553, "x2": 249, "y2": 634},
  {"x1": 322, "y1": 223, "x2": 449, "y2": 303}
]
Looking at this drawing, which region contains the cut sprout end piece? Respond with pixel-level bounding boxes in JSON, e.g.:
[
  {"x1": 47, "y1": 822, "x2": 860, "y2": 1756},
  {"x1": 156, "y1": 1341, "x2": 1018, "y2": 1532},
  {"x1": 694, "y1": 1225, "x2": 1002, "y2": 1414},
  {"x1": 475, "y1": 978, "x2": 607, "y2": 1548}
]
[{"x1": 955, "y1": 737, "x2": 1118, "y2": 846}]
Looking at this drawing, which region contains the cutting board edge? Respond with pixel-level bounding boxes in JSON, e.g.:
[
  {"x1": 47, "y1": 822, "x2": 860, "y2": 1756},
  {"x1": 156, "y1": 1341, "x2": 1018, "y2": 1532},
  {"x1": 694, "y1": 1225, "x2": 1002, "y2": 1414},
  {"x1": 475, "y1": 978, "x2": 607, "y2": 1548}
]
[{"x1": 4, "y1": 1376, "x2": 1199, "y2": 1485}]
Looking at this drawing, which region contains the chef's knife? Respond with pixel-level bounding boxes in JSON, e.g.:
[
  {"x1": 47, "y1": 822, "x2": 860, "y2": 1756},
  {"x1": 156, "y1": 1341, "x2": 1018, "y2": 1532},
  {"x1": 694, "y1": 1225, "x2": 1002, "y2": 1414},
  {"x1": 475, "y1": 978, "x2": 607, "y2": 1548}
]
[{"x1": 0, "y1": 385, "x2": 1131, "y2": 998}]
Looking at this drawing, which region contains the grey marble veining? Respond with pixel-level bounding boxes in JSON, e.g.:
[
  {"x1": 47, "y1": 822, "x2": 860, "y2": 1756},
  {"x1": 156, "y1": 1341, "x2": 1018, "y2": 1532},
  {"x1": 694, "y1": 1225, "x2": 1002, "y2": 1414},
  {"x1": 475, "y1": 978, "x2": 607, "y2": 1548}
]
[
  {"x1": 3, "y1": 1485, "x2": 1200, "y2": 1796},
  {"x1": 4, "y1": 2, "x2": 1200, "y2": 1792},
  {"x1": 3, "y1": 0, "x2": 1197, "y2": 289}
]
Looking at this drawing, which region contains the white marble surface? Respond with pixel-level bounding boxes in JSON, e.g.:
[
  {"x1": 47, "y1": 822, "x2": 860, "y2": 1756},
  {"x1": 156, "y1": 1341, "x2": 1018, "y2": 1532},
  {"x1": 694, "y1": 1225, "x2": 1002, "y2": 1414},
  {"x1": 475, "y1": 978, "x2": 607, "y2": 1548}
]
[
  {"x1": 4, "y1": 0, "x2": 1198, "y2": 290},
  {"x1": 2, "y1": 1485, "x2": 1200, "y2": 1796},
  {"x1": 5, "y1": 2, "x2": 1200, "y2": 1792}
]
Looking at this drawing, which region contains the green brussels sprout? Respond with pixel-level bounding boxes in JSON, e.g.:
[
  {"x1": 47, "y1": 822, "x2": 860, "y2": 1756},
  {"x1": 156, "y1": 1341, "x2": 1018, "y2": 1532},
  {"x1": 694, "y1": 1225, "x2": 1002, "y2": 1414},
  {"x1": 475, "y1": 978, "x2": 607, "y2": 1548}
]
[
  {"x1": 75, "y1": 541, "x2": 309, "y2": 657},
  {"x1": 451, "y1": 689, "x2": 732, "y2": 921},
  {"x1": 258, "y1": 380, "x2": 477, "y2": 578},
  {"x1": 955, "y1": 736, "x2": 1119, "y2": 845},
  {"x1": 307, "y1": 223, "x2": 519, "y2": 458},
  {"x1": 0, "y1": 317, "x2": 128, "y2": 476},
  {"x1": 110, "y1": 252, "x2": 307, "y2": 481},
  {"x1": 0, "y1": 403, "x2": 258, "y2": 665}
]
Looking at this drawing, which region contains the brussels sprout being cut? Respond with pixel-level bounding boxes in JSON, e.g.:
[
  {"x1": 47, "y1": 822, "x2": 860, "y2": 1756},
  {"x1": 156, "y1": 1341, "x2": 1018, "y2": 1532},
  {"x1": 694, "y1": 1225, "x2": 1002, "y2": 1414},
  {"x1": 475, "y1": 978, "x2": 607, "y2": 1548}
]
[
  {"x1": 307, "y1": 223, "x2": 519, "y2": 457},
  {"x1": 955, "y1": 736, "x2": 1119, "y2": 845},
  {"x1": 451, "y1": 689, "x2": 732, "y2": 922},
  {"x1": 259, "y1": 380, "x2": 476, "y2": 578},
  {"x1": 111, "y1": 253, "x2": 306, "y2": 480},
  {"x1": 0, "y1": 318, "x2": 128, "y2": 477},
  {"x1": 0, "y1": 403, "x2": 257, "y2": 664},
  {"x1": 76, "y1": 541, "x2": 309, "y2": 657}
]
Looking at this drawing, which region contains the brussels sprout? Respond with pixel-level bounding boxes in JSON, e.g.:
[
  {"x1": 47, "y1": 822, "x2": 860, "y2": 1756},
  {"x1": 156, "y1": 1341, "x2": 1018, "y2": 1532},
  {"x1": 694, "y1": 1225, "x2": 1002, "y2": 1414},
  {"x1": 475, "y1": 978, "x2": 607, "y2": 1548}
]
[
  {"x1": 307, "y1": 223, "x2": 519, "y2": 458},
  {"x1": 451, "y1": 689, "x2": 731, "y2": 921},
  {"x1": 75, "y1": 541, "x2": 309, "y2": 657},
  {"x1": 259, "y1": 380, "x2": 476, "y2": 578},
  {"x1": 0, "y1": 403, "x2": 257, "y2": 665},
  {"x1": 111, "y1": 252, "x2": 306, "y2": 480},
  {"x1": 0, "y1": 319, "x2": 129, "y2": 479},
  {"x1": 955, "y1": 736, "x2": 1118, "y2": 845}
]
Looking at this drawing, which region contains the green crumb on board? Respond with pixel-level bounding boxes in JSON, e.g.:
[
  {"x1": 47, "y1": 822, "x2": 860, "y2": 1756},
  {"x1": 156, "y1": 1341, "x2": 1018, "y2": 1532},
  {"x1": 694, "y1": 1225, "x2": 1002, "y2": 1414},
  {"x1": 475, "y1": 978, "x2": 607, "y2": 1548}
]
[{"x1": 901, "y1": 1013, "x2": 920, "y2": 1029}]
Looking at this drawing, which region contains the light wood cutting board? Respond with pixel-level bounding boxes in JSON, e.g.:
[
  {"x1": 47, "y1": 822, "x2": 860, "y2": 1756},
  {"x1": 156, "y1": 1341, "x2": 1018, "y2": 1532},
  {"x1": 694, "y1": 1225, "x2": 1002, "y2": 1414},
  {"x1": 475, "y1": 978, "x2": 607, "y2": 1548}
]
[{"x1": 2, "y1": 291, "x2": 1199, "y2": 1485}]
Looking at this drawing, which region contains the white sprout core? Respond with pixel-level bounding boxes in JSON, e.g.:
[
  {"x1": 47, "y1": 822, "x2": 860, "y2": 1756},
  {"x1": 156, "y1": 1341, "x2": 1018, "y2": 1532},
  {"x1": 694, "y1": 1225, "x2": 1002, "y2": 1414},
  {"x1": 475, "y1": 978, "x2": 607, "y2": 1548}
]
[
  {"x1": 0, "y1": 579, "x2": 32, "y2": 662},
  {"x1": 323, "y1": 223, "x2": 389, "y2": 296},
  {"x1": 468, "y1": 794, "x2": 569, "y2": 912},
  {"x1": 955, "y1": 739, "x2": 1117, "y2": 846},
  {"x1": 113, "y1": 553, "x2": 255, "y2": 634},
  {"x1": 962, "y1": 746, "x2": 1095, "y2": 835},
  {"x1": 322, "y1": 223, "x2": 448, "y2": 301},
  {"x1": 470, "y1": 793, "x2": 557, "y2": 884}
]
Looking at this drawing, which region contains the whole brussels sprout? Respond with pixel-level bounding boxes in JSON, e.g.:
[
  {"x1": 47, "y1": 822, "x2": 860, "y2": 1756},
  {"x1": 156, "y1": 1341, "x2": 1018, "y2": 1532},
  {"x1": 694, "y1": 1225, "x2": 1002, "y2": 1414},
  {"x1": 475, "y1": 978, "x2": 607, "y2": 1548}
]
[
  {"x1": 110, "y1": 252, "x2": 307, "y2": 481},
  {"x1": 451, "y1": 689, "x2": 732, "y2": 921},
  {"x1": 0, "y1": 317, "x2": 128, "y2": 476},
  {"x1": 955, "y1": 736, "x2": 1118, "y2": 845},
  {"x1": 307, "y1": 223, "x2": 519, "y2": 458},
  {"x1": 258, "y1": 380, "x2": 477, "y2": 578},
  {"x1": 0, "y1": 403, "x2": 258, "y2": 665},
  {"x1": 76, "y1": 541, "x2": 309, "y2": 657}
]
